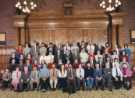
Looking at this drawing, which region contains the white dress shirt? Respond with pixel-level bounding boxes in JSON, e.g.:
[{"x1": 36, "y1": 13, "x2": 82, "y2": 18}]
[
  {"x1": 58, "y1": 70, "x2": 67, "y2": 78},
  {"x1": 76, "y1": 68, "x2": 84, "y2": 79},
  {"x1": 112, "y1": 66, "x2": 123, "y2": 78}
]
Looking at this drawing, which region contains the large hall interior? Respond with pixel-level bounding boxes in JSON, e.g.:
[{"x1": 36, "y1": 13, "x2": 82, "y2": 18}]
[{"x1": 0, "y1": 0, "x2": 135, "y2": 98}]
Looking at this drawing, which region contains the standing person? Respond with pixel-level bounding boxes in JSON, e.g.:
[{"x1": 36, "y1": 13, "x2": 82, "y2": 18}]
[
  {"x1": 45, "y1": 52, "x2": 54, "y2": 69},
  {"x1": 119, "y1": 51, "x2": 128, "y2": 62},
  {"x1": 49, "y1": 64, "x2": 58, "y2": 90},
  {"x1": 55, "y1": 44, "x2": 63, "y2": 68},
  {"x1": 19, "y1": 54, "x2": 24, "y2": 69},
  {"x1": 123, "y1": 44, "x2": 131, "y2": 64},
  {"x1": 38, "y1": 64, "x2": 50, "y2": 92},
  {"x1": 58, "y1": 65, "x2": 67, "y2": 92},
  {"x1": 67, "y1": 64, "x2": 76, "y2": 94},
  {"x1": 11, "y1": 67, "x2": 22, "y2": 91},
  {"x1": 85, "y1": 63, "x2": 94, "y2": 90},
  {"x1": 73, "y1": 59, "x2": 80, "y2": 69},
  {"x1": 71, "y1": 43, "x2": 79, "y2": 61},
  {"x1": 23, "y1": 43, "x2": 31, "y2": 57},
  {"x1": 76, "y1": 64, "x2": 85, "y2": 90},
  {"x1": 9, "y1": 59, "x2": 16, "y2": 72},
  {"x1": 39, "y1": 43, "x2": 47, "y2": 56},
  {"x1": 9, "y1": 52, "x2": 17, "y2": 65},
  {"x1": 16, "y1": 44, "x2": 23, "y2": 55},
  {"x1": 30, "y1": 41, "x2": 39, "y2": 61},
  {"x1": 80, "y1": 48, "x2": 89, "y2": 65},
  {"x1": 95, "y1": 50, "x2": 103, "y2": 65},
  {"x1": 63, "y1": 43, "x2": 71, "y2": 64},
  {"x1": 88, "y1": 51, "x2": 95, "y2": 66},
  {"x1": 30, "y1": 67, "x2": 39, "y2": 90},
  {"x1": 120, "y1": 58, "x2": 130, "y2": 68},
  {"x1": 25, "y1": 59, "x2": 32, "y2": 71},
  {"x1": 111, "y1": 51, "x2": 119, "y2": 62}
]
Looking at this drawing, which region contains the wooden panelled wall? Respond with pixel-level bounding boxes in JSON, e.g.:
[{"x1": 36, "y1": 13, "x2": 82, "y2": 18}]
[{"x1": 14, "y1": 10, "x2": 125, "y2": 47}]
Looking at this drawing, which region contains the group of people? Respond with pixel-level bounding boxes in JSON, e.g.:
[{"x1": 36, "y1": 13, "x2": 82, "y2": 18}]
[{"x1": 0, "y1": 41, "x2": 134, "y2": 94}]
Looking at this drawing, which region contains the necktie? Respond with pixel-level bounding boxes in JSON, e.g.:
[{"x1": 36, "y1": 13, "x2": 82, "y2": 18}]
[
  {"x1": 53, "y1": 69, "x2": 55, "y2": 77},
  {"x1": 116, "y1": 68, "x2": 118, "y2": 77},
  {"x1": 17, "y1": 71, "x2": 18, "y2": 78},
  {"x1": 69, "y1": 69, "x2": 72, "y2": 78},
  {"x1": 80, "y1": 69, "x2": 81, "y2": 78}
]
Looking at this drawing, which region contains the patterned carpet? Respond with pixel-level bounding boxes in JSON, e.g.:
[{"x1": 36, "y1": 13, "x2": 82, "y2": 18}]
[{"x1": 0, "y1": 88, "x2": 135, "y2": 98}]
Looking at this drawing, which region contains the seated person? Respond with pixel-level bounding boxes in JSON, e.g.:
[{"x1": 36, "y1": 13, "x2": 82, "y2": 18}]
[
  {"x1": 49, "y1": 64, "x2": 58, "y2": 90},
  {"x1": 76, "y1": 64, "x2": 85, "y2": 90},
  {"x1": 103, "y1": 62, "x2": 113, "y2": 91},
  {"x1": 122, "y1": 63, "x2": 132, "y2": 90},
  {"x1": 38, "y1": 64, "x2": 50, "y2": 92},
  {"x1": 112, "y1": 60, "x2": 123, "y2": 89},
  {"x1": 67, "y1": 64, "x2": 76, "y2": 94},
  {"x1": 30, "y1": 67, "x2": 39, "y2": 90},
  {"x1": 2, "y1": 69, "x2": 11, "y2": 89},
  {"x1": 85, "y1": 63, "x2": 94, "y2": 90},
  {"x1": 11, "y1": 67, "x2": 22, "y2": 91},
  {"x1": 21, "y1": 65, "x2": 31, "y2": 91},
  {"x1": 94, "y1": 63, "x2": 104, "y2": 90},
  {"x1": 0, "y1": 70, "x2": 4, "y2": 88},
  {"x1": 58, "y1": 65, "x2": 67, "y2": 91}
]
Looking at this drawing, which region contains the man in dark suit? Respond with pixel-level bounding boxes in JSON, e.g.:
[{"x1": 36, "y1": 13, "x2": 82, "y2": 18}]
[
  {"x1": 103, "y1": 62, "x2": 113, "y2": 91},
  {"x1": 21, "y1": 65, "x2": 31, "y2": 91},
  {"x1": 67, "y1": 64, "x2": 76, "y2": 94},
  {"x1": 94, "y1": 63, "x2": 104, "y2": 90}
]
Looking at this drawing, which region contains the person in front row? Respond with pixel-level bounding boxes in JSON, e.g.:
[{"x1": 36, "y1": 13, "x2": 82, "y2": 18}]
[
  {"x1": 30, "y1": 67, "x2": 39, "y2": 90},
  {"x1": 58, "y1": 64, "x2": 67, "y2": 92},
  {"x1": 85, "y1": 63, "x2": 94, "y2": 90},
  {"x1": 2, "y1": 69, "x2": 11, "y2": 89},
  {"x1": 76, "y1": 64, "x2": 85, "y2": 90},
  {"x1": 67, "y1": 64, "x2": 76, "y2": 94},
  {"x1": 38, "y1": 64, "x2": 50, "y2": 92},
  {"x1": 21, "y1": 65, "x2": 31, "y2": 91},
  {"x1": 11, "y1": 67, "x2": 21, "y2": 91},
  {"x1": 122, "y1": 63, "x2": 132, "y2": 90},
  {"x1": 94, "y1": 63, "x2": 104, "y2": 90},
  {"x1": 103, "y1": 62, "x2": 113, "y2": 91},
  {"x1": 49, "y1": 64, "x2": 58, "y2": 90},
  {"x1": 112, "y1": 59, "x2": 123, "y2": 89}
]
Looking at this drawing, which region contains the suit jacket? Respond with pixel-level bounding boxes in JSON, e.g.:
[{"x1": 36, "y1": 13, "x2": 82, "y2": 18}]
[
  {"x1": 21, "y1": 71, "x2": 31, "y2": 82},
  {"x1": 67, "y1": 68, "x2": 76, "y2": 80}
]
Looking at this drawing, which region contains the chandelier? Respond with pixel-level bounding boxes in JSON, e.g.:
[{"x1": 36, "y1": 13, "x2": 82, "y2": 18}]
[
  {"x1": 99, "y1": 0, "x2": 122, "y2": 12},
  {"x1": 15, "y1": 0, "x2": 37, "y2": 14}
]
